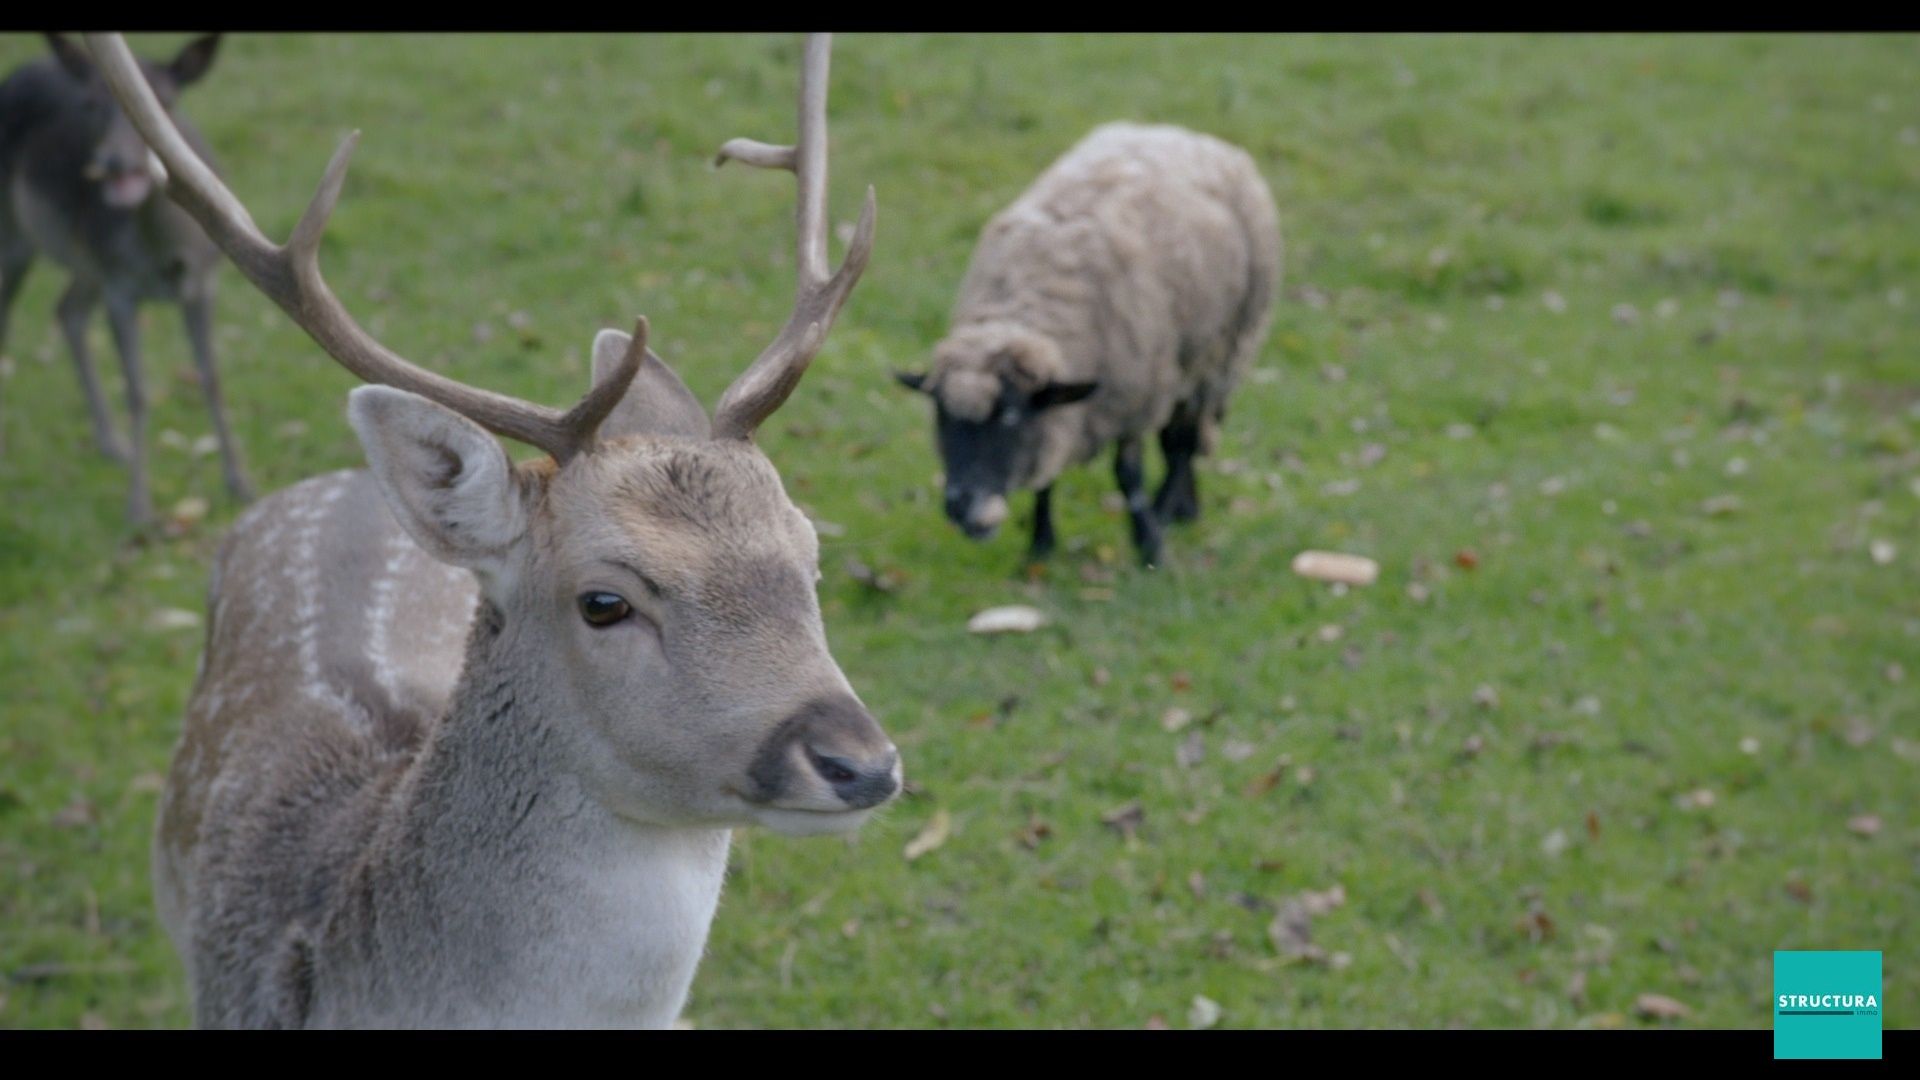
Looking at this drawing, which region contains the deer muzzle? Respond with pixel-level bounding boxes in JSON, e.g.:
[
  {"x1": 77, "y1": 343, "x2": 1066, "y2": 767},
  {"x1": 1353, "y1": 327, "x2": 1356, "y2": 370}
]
[{"x1": 746, "y1": 694, "x2": 901, "y2": 813}]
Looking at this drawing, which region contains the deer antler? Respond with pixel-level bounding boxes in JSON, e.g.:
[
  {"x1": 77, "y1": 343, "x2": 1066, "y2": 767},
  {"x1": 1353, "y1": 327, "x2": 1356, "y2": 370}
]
[
  {"x1": 711, "y1": 32, "x2": 875, "y2": 441},
  {"x1": 82, "y1": 33, "x2": 642, "y2": 464}
]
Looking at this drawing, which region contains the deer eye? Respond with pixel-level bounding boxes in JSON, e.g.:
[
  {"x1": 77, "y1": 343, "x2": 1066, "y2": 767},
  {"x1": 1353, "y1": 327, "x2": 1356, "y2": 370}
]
[{"x1": 578, "y1": 592, "x2": 632, "y2": 627}]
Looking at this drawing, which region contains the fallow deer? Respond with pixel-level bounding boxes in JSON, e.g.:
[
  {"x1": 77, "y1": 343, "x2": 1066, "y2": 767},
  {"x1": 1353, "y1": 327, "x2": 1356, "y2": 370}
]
[{"x1": 89, "y1": 31, "x2": 895, "y2": 1029}]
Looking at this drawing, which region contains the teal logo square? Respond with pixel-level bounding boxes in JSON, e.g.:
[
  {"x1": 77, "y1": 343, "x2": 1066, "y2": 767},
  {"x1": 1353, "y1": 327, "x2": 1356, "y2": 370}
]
[{"x1": 1774, "y1": 950, "x2": 1882, "y2": 1059}]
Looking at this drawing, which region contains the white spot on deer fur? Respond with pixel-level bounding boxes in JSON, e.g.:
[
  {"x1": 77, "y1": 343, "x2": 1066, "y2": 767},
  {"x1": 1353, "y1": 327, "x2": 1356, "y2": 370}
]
[
  {"x1": 291, "y1": 478, "x2": 361, "y2": 729},
  {"x1": 365, "y1": 528, "x2": 414, "y2": 707}
]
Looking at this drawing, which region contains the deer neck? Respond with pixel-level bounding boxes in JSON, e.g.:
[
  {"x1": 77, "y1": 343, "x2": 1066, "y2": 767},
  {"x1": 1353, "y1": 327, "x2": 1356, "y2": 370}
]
[{"x1": 340, "y1": 598, "x2": 732, "y2": 1029}]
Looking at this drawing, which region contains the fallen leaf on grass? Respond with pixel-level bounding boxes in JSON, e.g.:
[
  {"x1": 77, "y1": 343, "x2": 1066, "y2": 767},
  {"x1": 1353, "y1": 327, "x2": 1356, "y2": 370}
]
[
  {"x1": 967, "y1": 606, "x2": 1045, "y2": 635},
  {"x1": 1268, "y1": 884, "x2": 1347, "y2": 963},
  {"x1": 1847, "y1": 814, "x2": 1882, "y2": 837},
  {"x1": 1675, "y1": 788, "x2": 1716, "y2": 811},
  {"x1": 1634, "y1": 993, "x2": 1690, "y2": 1020},
  {"x1": 843, "y1": 558, "x2": 906, "y2": 593},
  {"x1": 1516, "y1": 903, "x2": 1557, "y2": 943},
  {"x1": 904, "y1": 808, "x2": 951, "y2": 861},
  {"x1": 1101, "y1": 800, "x2": 1144, "y2": 842},
  {"x1": 1016, "y1": 816, "x2": 1052, "y2": 850},
  {"x1": 1176, "y1": 731, "x2": 1205, "y2": 769},
  {"x1": 1161, "y1": 707, "x2": 1193, "y2": 733},
  {"x1": 1243, "y1": 755, "x2": 1293, "y2": 797},
  {"x1": 1290, "y1": 550, "x2": 1380, "y2": 586},
  {"x1": 51, "y1": 799, "x2": 95, "y2": 829},
  {"x1": 149, "y1": 608, "x2": 201, "y2": 632},
  {"x1": 170, "y1": 497, "x2": 209, "y2": 527}
]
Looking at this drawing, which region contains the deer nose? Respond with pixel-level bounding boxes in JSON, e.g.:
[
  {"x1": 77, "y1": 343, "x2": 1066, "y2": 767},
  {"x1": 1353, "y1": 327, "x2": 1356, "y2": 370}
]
[
  {"x1": 748, "y1": 694, "x2": 902, "y2": 811},
  {"x1": 805, "y1": 744, "x2": 900, "y2": 809}
]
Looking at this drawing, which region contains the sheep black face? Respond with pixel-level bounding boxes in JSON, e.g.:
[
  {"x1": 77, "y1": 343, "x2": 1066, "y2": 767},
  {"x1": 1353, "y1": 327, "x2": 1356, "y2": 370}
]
[{"x1": 895, "y1": 370, "x2": 1097, "y2": 544}]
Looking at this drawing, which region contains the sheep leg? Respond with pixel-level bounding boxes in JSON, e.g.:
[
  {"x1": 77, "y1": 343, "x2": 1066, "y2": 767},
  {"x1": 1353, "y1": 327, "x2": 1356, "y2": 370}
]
[
  {"x1": 56, "y1": 280, "x2": 132, "y2": 463},
  {"x1": 1154, "y1": 414, "x2": 1202, "y2": 524},
  {"x1": 182, "y1": 291, "x2": 254, "y2": 501},
  {"x1": 1027, "y1": 485, "x2": 1056, "y2": 562},
  {"x1": 1114, "y1": 436, "x2": 1163, "y2": 568},
  {"x1": 104, "y1": 291, "x2": 154, "y2": 525}
]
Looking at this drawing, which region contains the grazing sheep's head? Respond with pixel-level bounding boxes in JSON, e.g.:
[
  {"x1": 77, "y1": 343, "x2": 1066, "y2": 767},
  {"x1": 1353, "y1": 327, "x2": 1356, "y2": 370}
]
[
  {"x1": 895, "y1": 324, "x2": 1097, "y2": 540},
  {"x1": 43, "y1": 33, "x2": 221, "y2": 210}
]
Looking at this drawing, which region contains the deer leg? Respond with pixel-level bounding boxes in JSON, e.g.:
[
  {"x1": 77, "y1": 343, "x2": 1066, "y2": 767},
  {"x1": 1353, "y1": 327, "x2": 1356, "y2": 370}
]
[
  {"x1": 1026, "y1": 485, "x2": 1057, "y2": 563},
  {"x1": 56, "y1": 280, "x2": 130, "y2": 463},
  {"x1": 1154, "y1": 408, "x2": 1202, "y2": 525},
  {"x1": 182, "y1": 291, "x2": 252, "y2": 501},
  {"x1": 1114, "y1": 435, "x2": 1162, "y2": 568},
  {"x1": 103, "y1": 292, "x2": 153, "y2": 525}
]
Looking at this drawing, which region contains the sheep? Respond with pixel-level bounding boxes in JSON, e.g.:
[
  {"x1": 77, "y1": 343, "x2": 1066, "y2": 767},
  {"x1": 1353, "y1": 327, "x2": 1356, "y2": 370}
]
[{"x1": 895, "y1": 122, "x2": 1281, "y2": 567}]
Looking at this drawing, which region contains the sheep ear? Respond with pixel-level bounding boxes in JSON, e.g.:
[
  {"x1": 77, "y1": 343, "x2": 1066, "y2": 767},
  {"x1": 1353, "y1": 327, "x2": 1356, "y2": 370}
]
[
  {"x1": 45, "y1": 34, "x2": 91, "y2": 80},
  {"x1": 893, "y1": 370, "x2": 931, "y2": 394},
  {"x1": 1031, "y1": 380, "x2": 1098, "y2": 409},
  {"x1": 170, "y1": 34, "x2": 222, "y2": 88}
]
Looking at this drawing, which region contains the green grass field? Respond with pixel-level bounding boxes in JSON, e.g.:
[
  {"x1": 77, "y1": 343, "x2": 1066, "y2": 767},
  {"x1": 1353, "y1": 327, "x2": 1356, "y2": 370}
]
[{"x1": 0, "y1": 33, "x2": 1915, "y2": 1030}]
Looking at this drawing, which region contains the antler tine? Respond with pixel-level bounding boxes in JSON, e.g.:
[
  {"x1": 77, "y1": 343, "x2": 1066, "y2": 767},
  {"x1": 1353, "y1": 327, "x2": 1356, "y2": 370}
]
[
  {"x1": 83, "y1": 33, "x2": 639, "y2": 463},
  {"x1": 710, "y1": 32, "x2": 876, "y2": 441}
]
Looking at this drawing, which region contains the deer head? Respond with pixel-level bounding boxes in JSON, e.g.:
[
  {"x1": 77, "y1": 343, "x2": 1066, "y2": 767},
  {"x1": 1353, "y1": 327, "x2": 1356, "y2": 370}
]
[{"x1": 87, "y1": 32, "x2": 896, "y2": 835}]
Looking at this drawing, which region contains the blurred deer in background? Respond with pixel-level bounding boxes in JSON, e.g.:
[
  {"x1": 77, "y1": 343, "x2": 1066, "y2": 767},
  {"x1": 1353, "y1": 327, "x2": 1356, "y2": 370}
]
[
  {"x1": 91, "y1": 31, "x2": 894, "y2": 1028},
  {"x1": 0, "y1": 33, "x2": 250, "y2": 520}
]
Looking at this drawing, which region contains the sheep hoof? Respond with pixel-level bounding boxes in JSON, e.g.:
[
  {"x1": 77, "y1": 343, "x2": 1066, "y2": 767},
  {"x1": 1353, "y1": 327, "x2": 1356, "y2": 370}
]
[{"x1": 1136, "y1": 540, "x2": 1164, "y2": 569}]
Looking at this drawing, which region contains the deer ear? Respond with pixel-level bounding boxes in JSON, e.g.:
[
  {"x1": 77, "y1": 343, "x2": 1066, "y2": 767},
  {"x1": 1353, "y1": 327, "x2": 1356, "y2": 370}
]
[
  {"x1": 893, "y1": 370, "x2": 930, "y2": 393},
  {"x1": 1031, "y1": 380, "x2": 1099, "y2": 409},
  {"x1": 592, "y1": 329, "x2": 711, "y2": 441},
  {"x1": 44, "y1": 34, "x2": 91, "y2": 80},
  {"x1": 348, "y1": 386, "x2": 529, "y2": 582},
  {"x1": 169, "y1": 34, "x2": 221, "y2": 87}
]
